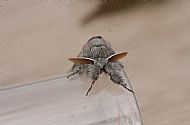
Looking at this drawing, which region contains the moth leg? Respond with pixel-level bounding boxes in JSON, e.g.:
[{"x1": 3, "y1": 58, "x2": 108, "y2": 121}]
[
  {"x1": 120, "y1": 83, "x2": 134, "y2": 94},
  {"x1": 105, "y1": 62, "x2": 134, "y2": 94},
  {"x1": 67, "y1": 70, "x2": 79, "y2": 79},
  {"x1": 110, "y1": 76, "x2": 134, "y2": 94},
  {"x1": 86, "y1": 80, "x2": 95, "y2": 96}
]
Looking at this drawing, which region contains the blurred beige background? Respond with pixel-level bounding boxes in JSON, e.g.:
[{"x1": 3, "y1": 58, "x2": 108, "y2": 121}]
[{"x1": 1, "y1": 0, "x2": 190, "y2": 125}]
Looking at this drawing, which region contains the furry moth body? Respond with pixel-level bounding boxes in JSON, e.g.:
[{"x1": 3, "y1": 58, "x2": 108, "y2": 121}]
[{"x1": 67, "y1": 36, "x2": 134, "y2": 96}]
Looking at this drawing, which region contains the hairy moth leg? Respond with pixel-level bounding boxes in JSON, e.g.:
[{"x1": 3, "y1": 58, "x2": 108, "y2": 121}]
[
  {"x1": 67, "y1": 70, "x2": 79, "y2": 79},
  {"x1": 86, "y1": 80, "x2": 96, "y2": 96},
  {"x1": 120, "y1": 83, "x2": 134, "y2": 94},
  {"x1": 105, "y1": 62, "x2": 134, "y2": 94}
]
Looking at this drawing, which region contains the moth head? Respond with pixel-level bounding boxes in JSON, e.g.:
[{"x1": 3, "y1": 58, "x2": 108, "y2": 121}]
[
  {"x1": 68, "y1": 57, "x2": 95, "y2": 64},
  {"x1": 68, "y1": 51, "x2": 127, "y2": 68},
  {"x1": 107, "y1": 51, "x2": 128, "y2": 62}
]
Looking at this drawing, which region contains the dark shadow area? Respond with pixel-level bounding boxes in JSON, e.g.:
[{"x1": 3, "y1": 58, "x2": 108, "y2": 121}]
[{"x1": 81, "y1": 0, "x2": 166, "y2": 26}]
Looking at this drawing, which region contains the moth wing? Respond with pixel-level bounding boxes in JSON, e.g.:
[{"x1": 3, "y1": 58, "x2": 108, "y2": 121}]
[
  {"x1": 68, "y1": 57, "x2": 94, "y2": 64},
  {"x1": 108, "y1": 51, "x2": 128, "y2": 62}
]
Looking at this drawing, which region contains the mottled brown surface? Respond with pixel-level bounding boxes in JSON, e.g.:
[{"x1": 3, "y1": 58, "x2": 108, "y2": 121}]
[{"x1": 1, "y1": 0, "x2": 190, "y2": 125}]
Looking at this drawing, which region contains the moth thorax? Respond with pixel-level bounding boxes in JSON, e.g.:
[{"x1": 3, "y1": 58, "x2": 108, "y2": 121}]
[
  {"x1": 92, "y1": 46, "x2": 107, "y2": 58},
  {"x1": 95, "y1": 58, "x2": 108, "y2": 69}
]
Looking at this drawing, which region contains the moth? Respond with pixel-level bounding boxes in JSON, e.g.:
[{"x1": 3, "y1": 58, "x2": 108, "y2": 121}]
[{"x1": 67, "y1": 36, "x2": 134, "y2": 96}]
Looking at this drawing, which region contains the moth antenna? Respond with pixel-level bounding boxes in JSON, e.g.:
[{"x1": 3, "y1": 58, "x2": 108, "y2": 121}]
[
  {"x1": 68, "y1": 57, "x2": 94, "y2": 64},
  {"x1": 108, "y1": 51, "x2": 128, "y2": 62}
]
